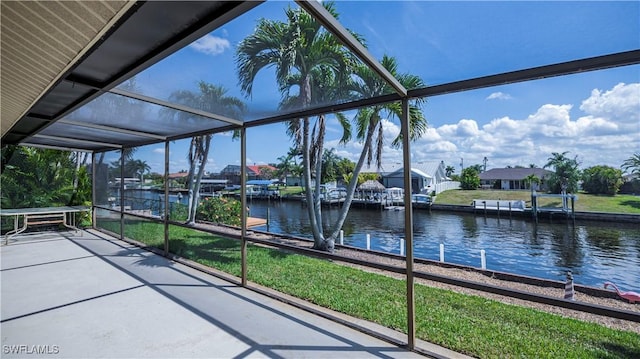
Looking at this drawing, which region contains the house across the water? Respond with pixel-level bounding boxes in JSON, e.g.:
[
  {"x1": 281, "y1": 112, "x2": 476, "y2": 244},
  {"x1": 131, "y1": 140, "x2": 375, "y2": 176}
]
[
  {"x1": 479, "y1": 168, "x2": 553, "y2": 190},
  {"x1": 366, "y1": 161, "x2": 456, "y2": 194}
]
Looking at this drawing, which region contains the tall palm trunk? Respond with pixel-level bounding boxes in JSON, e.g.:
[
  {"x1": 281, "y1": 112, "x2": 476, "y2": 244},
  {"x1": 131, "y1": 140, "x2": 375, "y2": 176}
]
[
  {"x1": 311, "y1": 115, "x2": 326, "y2": 241},
  {"x1": 185, "y1": 138, "x2": 199, "y2": 224},
  {"x1": 327, "y1": 122, "x2": 377, "y2": 241},
  {"x1": 187, "y1": 136, "x2": 211, "y2": 223},
  {"x1": 300, "y1": 74, "x2": 332, "y2": 250},
  {"x1": 302, "y1": 118, "x2": 324, "y2": 246}
]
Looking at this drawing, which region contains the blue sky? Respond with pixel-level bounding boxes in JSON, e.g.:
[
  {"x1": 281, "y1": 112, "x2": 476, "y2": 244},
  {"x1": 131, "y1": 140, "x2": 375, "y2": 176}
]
[{"x1": 116, "y1": 1, "x2": 640, "y2": 175}]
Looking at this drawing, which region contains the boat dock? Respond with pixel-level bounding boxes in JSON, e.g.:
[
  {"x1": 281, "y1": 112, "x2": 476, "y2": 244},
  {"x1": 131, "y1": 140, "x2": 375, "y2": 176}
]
[{"x1": 246, "y1": 217, "x2": 268, "y2": 228}]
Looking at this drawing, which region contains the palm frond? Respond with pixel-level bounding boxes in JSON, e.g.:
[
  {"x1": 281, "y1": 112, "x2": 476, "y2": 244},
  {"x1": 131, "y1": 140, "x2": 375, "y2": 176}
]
[{"x1": 335, "y1": 112, "x2": 352, "y2": 145}]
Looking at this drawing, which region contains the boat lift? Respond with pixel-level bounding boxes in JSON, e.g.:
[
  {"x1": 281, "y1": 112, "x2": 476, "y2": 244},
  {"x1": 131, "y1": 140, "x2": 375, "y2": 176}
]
[{"x1": 531, "y1": 190, "x2": 577, "y2": 223}]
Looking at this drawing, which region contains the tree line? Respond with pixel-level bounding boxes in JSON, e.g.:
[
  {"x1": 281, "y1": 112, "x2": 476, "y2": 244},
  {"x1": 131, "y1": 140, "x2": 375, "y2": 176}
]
[{"x1": 1, "y1": 147, "x2": 91, "y2": 210}]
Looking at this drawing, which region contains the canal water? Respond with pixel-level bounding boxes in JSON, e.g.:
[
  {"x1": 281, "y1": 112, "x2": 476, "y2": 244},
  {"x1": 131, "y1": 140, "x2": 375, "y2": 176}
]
[
  {"x1": 245, "y1": 199, "x2": 640, "y2": 289},
  {"x1": 121, "y1": 189, "x2": 639, "y2": 289}
]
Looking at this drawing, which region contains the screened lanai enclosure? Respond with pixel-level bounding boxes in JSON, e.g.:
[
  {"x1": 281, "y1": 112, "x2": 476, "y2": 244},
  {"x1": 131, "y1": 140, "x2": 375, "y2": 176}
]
[{"x1": 2, "y1": 0, "x2": 639, "y2": 354}]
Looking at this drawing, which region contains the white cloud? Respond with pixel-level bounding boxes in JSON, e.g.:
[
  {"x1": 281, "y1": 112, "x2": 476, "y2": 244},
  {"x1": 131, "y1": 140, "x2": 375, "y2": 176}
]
[
  {"x1": 379, "y1": 118, "x2": 401, "y2": 139},
  {"x1": 486, "y1": 92, "x2": 513, "y2": 100},
  {"x1": 580, "y1": 82, "x2": 640, "y2": 132},
  {"x1": 485, "y1": 116, "x2": 518, "y2": 129},
  {"x1": 526, "y1": 104, "x2": 577, "y2": 138},
  {"x1": 436, "y1": 123, "x2": 457, "y2": 137},
  {"x1": 421, "y1": 127, "x2": 442, "y2": 141},
  {"x1": 575, "y1": 116, "x2": 619, "y2": 136},
  {"x1": 580, "y1": 83, "x2": 640, "y2": 117},
  {"x1": 457, "y1": 119, "x2": 480, "y2": 137},
  {"x1": 317, "y1": 83, "x2": 639, "y2": 171},
  {"x1": 437, "y1": 119, "x2": 480, "y2": 138},
  {"x1": 189, "y1": 34, "x2": 230, "y2": 56}
]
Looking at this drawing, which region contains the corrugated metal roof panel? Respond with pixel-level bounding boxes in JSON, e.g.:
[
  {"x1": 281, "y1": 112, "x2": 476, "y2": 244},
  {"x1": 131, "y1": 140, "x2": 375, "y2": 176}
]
[{"x1": 1, "y1": 0, "x2": 133, "y2": 138}]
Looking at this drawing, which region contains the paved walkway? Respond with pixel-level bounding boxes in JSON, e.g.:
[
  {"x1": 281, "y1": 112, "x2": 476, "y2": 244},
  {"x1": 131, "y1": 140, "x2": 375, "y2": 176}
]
[{"x1": 1, "y1": 230, "x2": 466, "y2": 358}]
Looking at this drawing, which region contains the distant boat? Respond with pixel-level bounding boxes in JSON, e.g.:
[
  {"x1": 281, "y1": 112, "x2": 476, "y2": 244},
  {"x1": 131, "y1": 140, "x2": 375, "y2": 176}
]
[
  {"x1": 411, "y1": 194, "x2": 433, "y2": 209},
  {"x1": 301, "y1": 186, "x2": 346, "y2": 206},
  {"x1": 384, "y1": 187, "x2": 404, "y2": 205}
]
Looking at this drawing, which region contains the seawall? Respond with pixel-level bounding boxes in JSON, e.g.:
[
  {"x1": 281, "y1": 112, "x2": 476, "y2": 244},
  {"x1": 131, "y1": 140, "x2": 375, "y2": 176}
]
[{"x1": 430, "y1": 204, "x2": 640, "y2": 224}]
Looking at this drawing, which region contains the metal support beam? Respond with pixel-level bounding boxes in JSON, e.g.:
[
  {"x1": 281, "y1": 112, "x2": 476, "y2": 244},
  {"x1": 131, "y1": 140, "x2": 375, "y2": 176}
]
[
  {"x1": 109, "y1": 87, "x2": 244, "y2": 127},
  {"x1": 410, "y1": 50, "x2": 640, "y2": 98},
  {"x1": 19, "y1": 142, "x2": 94, "y2": 153},
  {"x1": 119, "y1": 149, "x2": 125, "y2": 241},
  {"x1": 295, "y1": 0, "x2": 407, "y2": 97},
  {"x1": 31, "y1": 134, "x2": 122, "y2": 148},
  {"x1": 164, "y1": 140, "x2": 170, "y2": 256},
  {"x1": 240, "y1": 127, "x2": 248, "y2": 286},
  {"x1": 400, "y1": 98, "x2": 415, "y2": 349},
  {"x1": 91, "y1": 152, "x2": 96, "y2": 229},
  {"x1": 57, "y1": 119, "x2": 167, "y2": 141}
]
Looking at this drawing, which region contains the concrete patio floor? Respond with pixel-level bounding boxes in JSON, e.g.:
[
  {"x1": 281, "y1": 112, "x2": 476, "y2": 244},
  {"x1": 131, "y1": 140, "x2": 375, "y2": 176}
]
[{"x1": 1, "y1": 230, "x2": 467, "y2": 358}]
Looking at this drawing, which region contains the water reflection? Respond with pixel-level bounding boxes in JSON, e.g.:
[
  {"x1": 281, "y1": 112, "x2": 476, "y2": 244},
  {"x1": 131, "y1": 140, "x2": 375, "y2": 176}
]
[
  {"x1": 548, "y1": 223, "x2": 584, "y2": 271},
  {"x1": 582, "y1": 226, "x2": 622, "y2": 253},
  {"x1": 460, "y1": 215, "x2": 479, "y2": 239}
]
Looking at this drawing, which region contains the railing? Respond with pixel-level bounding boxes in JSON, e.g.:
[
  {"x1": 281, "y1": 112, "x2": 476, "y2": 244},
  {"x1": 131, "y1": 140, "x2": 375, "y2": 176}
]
[{"x1": 98, "y1": 197, "x2": 187, "y2": 221}]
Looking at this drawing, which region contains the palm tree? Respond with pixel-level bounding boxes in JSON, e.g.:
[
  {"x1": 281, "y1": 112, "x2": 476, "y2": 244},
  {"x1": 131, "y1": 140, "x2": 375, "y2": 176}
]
[
  {"x1": 445, "y1": 165, "x2": 456, "y2": 177},
  {"x1": 544, "y1": 151, "x2": 580, "y2": 193},
  {"x1": 275, "y1": 154, "x2": 294, "y2": 183},
  {"x1": 131, "y1": 159, "x2": 151, "y2": 183},
  {"x1": 287, "y1": 146, "x2": 301, "y2": 165},
  {"x1": 621, "y1": 153, "x2": 640, "y2": 175},
  {"x1": 290, "y1": 163, "x2": 304, "y2": 186},
  {"x1": 524, "y1": 174, "x2": 540, "y2": 191},
  {"x1": 335, "y1": 157, "x2": 355, "y2": 185},
  {"x1": 321, "y1": 148, "x2": 340, "y2": 183},
  {"x1": 236, "y1": 2, "x2": 355, "y2": 250},
  {"x1": 322, "y1": 55, "x2": 427, "y2": 242},
  {"x1": 468, "y1": 164, "x2": 484, "y2": 174},
  {"x1": 165, "y1": 82, "x2": 245, "y2": 224},
  {"x1": 275, "y1": 146, "x2": 303, "y2": 185}
]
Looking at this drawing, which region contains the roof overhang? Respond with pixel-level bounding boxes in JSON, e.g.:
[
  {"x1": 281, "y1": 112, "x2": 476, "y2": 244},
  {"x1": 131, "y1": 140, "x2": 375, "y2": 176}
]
[
  {"x1": 1, "y1": 1, "x2": 134, "y2": 141},
  {"x1": 2, "y1": 1, "x2": 261, "y2": 150}
]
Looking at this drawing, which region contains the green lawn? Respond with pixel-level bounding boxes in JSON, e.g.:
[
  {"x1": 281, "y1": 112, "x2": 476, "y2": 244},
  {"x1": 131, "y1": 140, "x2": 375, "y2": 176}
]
[
  {"x1": 278, "y1": 185, "x2": 304, "y2": 196},
  {"x1": 435, "y1": 190, "x2": 640, "y2": 214},
  {"x1": 103, "y1": 222, "x2": 640, "y2": 359}
]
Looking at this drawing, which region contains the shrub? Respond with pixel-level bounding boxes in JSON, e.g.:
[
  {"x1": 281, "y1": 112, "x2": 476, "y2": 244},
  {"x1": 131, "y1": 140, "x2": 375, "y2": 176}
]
[
  {"x1": 196, "y1": 196, "x2": 242, "y2": 226},
  {"x1": 460, "y1": 167, "x2": 480, "y2": 190},
  {"x1": 582, "y1": 165, "x2": 623, "y2": 195}
]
